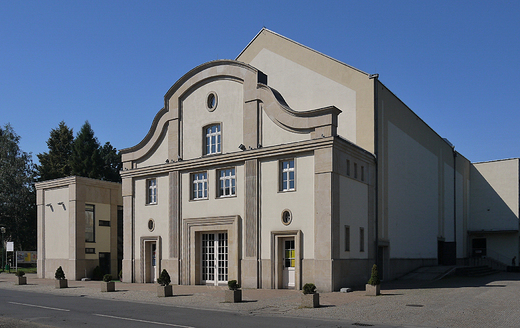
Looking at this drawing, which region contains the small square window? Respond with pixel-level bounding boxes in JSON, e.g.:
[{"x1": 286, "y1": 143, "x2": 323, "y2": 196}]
[
  {"x1": 192, "y1": 172, "x2": 208, "y2": 200},
  {"x1": 85, "y1": 248, "x2": 95, "y2": 254},
  {"x1": 280, "y1": 159, "x2": 295, "y2": 191},
  {"x1": 99, "y1": 220, "x2": 110, "y2": 227}
]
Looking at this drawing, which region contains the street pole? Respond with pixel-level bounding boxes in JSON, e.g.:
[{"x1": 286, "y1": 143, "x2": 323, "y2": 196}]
[{"x1": 0, "y1": 227, "x2": 5, "y2": 272}]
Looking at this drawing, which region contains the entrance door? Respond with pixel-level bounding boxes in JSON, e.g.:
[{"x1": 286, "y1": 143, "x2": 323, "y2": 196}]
[
  {"x1": 282, "y1": 239, "x2": 295, "y2": 288},
  {"x1": 151, "y1": 243, "x2": 157, "y2": 282},
  {"x1": 99, "y1": 252, "x2": 111, "y2": 276},
  {"x1": 472, "y1": 238, "x2": 487, "y2": 257},
  {"x1": 201, "y1": 232, "x2": 228, "y2": 286}
]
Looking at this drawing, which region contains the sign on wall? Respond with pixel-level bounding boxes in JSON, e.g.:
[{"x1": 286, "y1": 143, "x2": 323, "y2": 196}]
[
  {"x1": 6, "y1": 242, "x2": 14, "y2": 252},
  {"x1": 16, "y1": 251, "x2": 37, "y2": 264}
]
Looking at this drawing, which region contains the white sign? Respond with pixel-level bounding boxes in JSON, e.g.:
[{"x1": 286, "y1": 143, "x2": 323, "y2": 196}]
[{"x1": 6, "y1": 242, "x2": 14, "y2": 252}]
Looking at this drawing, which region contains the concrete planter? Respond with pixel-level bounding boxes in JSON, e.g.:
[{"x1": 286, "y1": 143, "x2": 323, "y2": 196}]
[
  {"x1": 55, "y1": 279, "x2": 68, "y2": 289},
  {"x1": 301, "y1": 293, "x2": 320, "y2": 308},
  {"x1": 157, "y1": 285, "x2": 173, "y2": 297},
  {"x1": 365, "y1": 284, "x2": 381, "y2": 296},
  {"x1": 101, "y1": 281, "x2": 115, "y2": 292},
  {"x1": 224, "y1": 289, "x2": 242, "y2": 303},
  {"x1": 16, "y1": 276, "x2": 27, "y2": 285}
]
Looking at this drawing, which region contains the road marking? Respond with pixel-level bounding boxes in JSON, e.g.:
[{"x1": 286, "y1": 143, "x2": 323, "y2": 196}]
[
  {"x1": 93, "y1": 313, "x2": 195, "y2": 328},
  {"x1": 8, "y1": 302, "x2": 70, "y2": 312}
]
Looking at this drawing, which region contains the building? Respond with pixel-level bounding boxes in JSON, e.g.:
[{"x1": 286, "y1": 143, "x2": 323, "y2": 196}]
[
  {"x1": 120, "y1": 29, "x2": 519, "y2": 291},
  {"x1": 36, "y1": 176, "x2": 122, "y2": 280}
]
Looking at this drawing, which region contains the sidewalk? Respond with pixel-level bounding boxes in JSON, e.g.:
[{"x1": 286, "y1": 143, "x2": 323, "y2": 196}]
[{"x1": 1, "y1": 272, "x2": 520, "y2": 328}]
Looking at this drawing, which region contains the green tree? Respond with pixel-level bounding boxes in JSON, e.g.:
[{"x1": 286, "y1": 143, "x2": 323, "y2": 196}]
[
  {"x1": 36, "y1": 121, "x2": 74, "y2": 181},
  {"x1": 0, "y1": 124, "x2": 37, "y2": 250},
  {"x1": 70, "y1": 121, "x2": 104, "y2": 180},
  {"x1": 99, "y1": 142, "x2": 121, "y2": 183}
]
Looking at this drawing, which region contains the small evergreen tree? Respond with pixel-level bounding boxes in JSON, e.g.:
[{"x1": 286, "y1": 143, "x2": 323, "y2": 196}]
[
  {"x1": 367, "y1": 264, "x2": 380, "y2": 286},
  {"x1": 302, "y1": 283, "x2": 316, "y2": 294},
  {"x1": 157, "y1": 269, "x2": 171, "y2": 286},
  {"x1": 103, "y1": 274, "x2": 112, "y2": 282},
  {"x1": 99, "y1": 142, "x2": 121, "y2": 182},
  {"x1": 55, "y1": 266, "x2": 66, "y2": 280},
  {"x1": 227, "y1": 280, "x2": 239, "y2": 290}
]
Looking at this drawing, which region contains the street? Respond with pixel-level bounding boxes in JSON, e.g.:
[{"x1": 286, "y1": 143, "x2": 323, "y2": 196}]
[{"x1": 0, "y1": 288, "x2": 397, "y2": 328}]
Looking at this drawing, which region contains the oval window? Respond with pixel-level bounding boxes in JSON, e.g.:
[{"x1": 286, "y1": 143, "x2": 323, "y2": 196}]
[
  {"x1": 148, "y1": 219, "x2": 155, "y2": 232},
  {"x1": 281, "y1": 210, "x2": 292, "y2": 225},
  {"x1": 206, "y1": 92, "x2": 217, "y2": 111}
]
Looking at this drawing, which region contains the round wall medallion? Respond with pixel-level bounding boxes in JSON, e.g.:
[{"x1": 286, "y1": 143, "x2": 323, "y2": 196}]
[
  {"x1": 281, "y1": 209, "x2": 292, "y2": 226},
  {"x1": 206, "y1": 92, "x2": 218, "y2": 112},
  {"x1": 148, "y1": 219, "x2": 155, "y2": 232}
]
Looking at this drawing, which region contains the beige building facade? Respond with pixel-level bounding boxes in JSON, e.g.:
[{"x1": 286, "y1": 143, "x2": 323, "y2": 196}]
[
  {"x1": 119, "y1": 29, "x2": 519, "y2": 291},
  {"x1": 36, "y1": 176, "x2": 122, "y2": 280}
]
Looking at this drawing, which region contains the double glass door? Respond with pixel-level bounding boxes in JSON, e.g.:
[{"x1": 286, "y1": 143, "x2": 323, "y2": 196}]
[{"x1": 201, "y1": 233, "x2": 228, "y2": 286}]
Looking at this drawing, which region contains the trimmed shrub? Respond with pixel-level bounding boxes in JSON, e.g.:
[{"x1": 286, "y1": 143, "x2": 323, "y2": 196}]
[
  {"x1": 367, "y1": 264, "x2": 381, "y2": 286},
  {"x1": 227, "y1": 280, "x2": 240, "y2": 291},
  {"x1": 15, "y1": 270, "x2": 25, "y2": 277},
  {"x1": 103, "y1": 274, "x2": 112, "y2": 282},
  {"x1": 55, "y1": 266, "x2": 66, "y2": 280},
  {"x1": 302, "y1": 283, "x2": 317, "y2": 295},
  {"x1": 157, "y1": 269, "x2": 171, "y2": 286}
]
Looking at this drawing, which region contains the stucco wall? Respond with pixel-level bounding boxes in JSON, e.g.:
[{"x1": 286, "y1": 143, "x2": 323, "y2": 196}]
[
  {"x1": 259, "y1": 153, "x2": 315, "y2": 259},
  {"x1": 43, "y1": 187, "x2": 70, "y2": 259},
  {"x1": 182, "y1": 79, "x2": 244, "y2": 160},
  {"x1": 470, "y1": 159, "x2": 519, "y2": 231}
]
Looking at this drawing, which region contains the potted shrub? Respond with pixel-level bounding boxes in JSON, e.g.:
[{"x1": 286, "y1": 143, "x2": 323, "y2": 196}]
[
  {"x1": 55, "y1": 266, "x2": 68, "y2": 289},
  {"x1": 15, "y1": 270, "x2": 27, "y2": 285},
  {"x1": 224, "y1": 280, "x2": 241, "y2": 303},
  {"x1": 366, "y1": 264, "x2": 381, "y2": 296},
  {"x1": 301, "y1": 283, "x2": 319, "y2": 308},
  {"x1": 157, "y1": 269, "x2": 173, "y2": 297},
  {"x1": 101, "y1": 274, "x2": 115, "y2": 292}
]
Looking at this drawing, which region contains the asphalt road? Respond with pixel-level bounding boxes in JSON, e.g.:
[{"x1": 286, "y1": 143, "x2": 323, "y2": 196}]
[{"x1": 0, "y1": 288, "x2": 399, "y2": 328}]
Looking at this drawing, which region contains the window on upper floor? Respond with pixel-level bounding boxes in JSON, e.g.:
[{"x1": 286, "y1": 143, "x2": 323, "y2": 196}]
[
  {"x1": 345, "y1": 225, "x2": 350, "y2": 252},
  {"x1": 280, "y1": 159, "x2": 295, "y2": 192},
  {"x1": 85, "y1": 204, "x2": 95, "y2": 243},
  {"x1": 218, "y1": 168, "x2": 236, "y2": 197},
  {"x1": 360, "y1": 227, "x2": 365, "y2": 252},
  {"x1": 147, "y1": 179, "x2": 157, "y2": 205},
  {"x1": 192, "y1": 172, "x2": 208, "y2": 200},
  {"x1": 204, "y1": 124, "x2": 221, "y2": 155}
]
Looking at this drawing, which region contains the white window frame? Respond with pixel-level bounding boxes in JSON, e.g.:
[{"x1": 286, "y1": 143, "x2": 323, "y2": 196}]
[
  {"x1": 218, "y1": 168, "x2": 236, "y2": 198},
  {"x1": 280, "y1": 159, "x2": 295, "y2": 192},
  {"x1": 204, "y1": 124, "x2": 221, "y2": 155},
  {"x1": 147, "y1": 179, "x2": 157, "y2": 205},
  {"x1": 192, "y1": 172, "x2": 208, "y2": 200}
]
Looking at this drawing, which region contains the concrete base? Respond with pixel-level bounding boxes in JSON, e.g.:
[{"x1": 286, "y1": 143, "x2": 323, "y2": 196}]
[
  {"x1": 55, "y1": 279, "x2": 68, "y2": 289},
  {"x1": 224, "y1": 289, "x2": 242, "y2": 303},
  {"x1": 101, "y1": 281, "x2": 115, "y2": 292},
  {"x1": 301, "y1": 293, "x2": 320, "y2": 308},
  {"x1": 365, "y1": 284, "x2": 380, "y2": 296},
  {"x1": 16, "y1": 276, "x2": 27, "y2": 285},
  {"x1": 157, "y1": 285, "x2": 173, "y2": 297}
]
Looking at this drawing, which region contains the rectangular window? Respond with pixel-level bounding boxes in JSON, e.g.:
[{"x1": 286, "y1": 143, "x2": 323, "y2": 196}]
[
  {"x1": 346, "y1": 160, "x2": 350, "y2": 176},
  {"x1": 354, "y1": 163, "x2": 358, "y2": 179},
  {"x1": 280, "y1": 159, "x2": 295, "y2": 191},
  {"x1": 85, "y1": 204, "x2": 95, "y2": 243},
  {"x1": 361, "y1": 166, "x2": 365, "y2": 182},
  {"x1": 192, "y1": 172, "x2": 208, "y2": 200},
  {"x1": 345, "y1": 226, "x2": 350, "y2": 251},
  {"x1": 205, "y1": 124, "x2": 221, "y2": 155},
  {"x1": 147, "y1": 179, "x2": 157, "y2": 204},
  {"x1": 360, "y1": 227, "x2": 365, "y2": 252},
  {"x1": 99, "y1": 220, "x2": 110, "y2": 227},
  {"x1": 85, "y1": 248, "x2": 95, "y2": 254},
  {"x1": 218, "y1": 168, "x2": 236, "y2": 197}
]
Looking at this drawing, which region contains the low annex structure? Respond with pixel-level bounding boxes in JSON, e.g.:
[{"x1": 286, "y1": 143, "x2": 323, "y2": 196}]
[
  {"x1": 36, "y1": 176, "x2": 122, "y2": 280},
  {"x1": 119, "y1": 29, "x2": 519, "y2": 291}
]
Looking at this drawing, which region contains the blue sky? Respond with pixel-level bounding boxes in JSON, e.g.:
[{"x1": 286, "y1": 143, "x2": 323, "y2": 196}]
[{"x1": 1, "y1": 1, "x2": 519, "y2": 164}]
